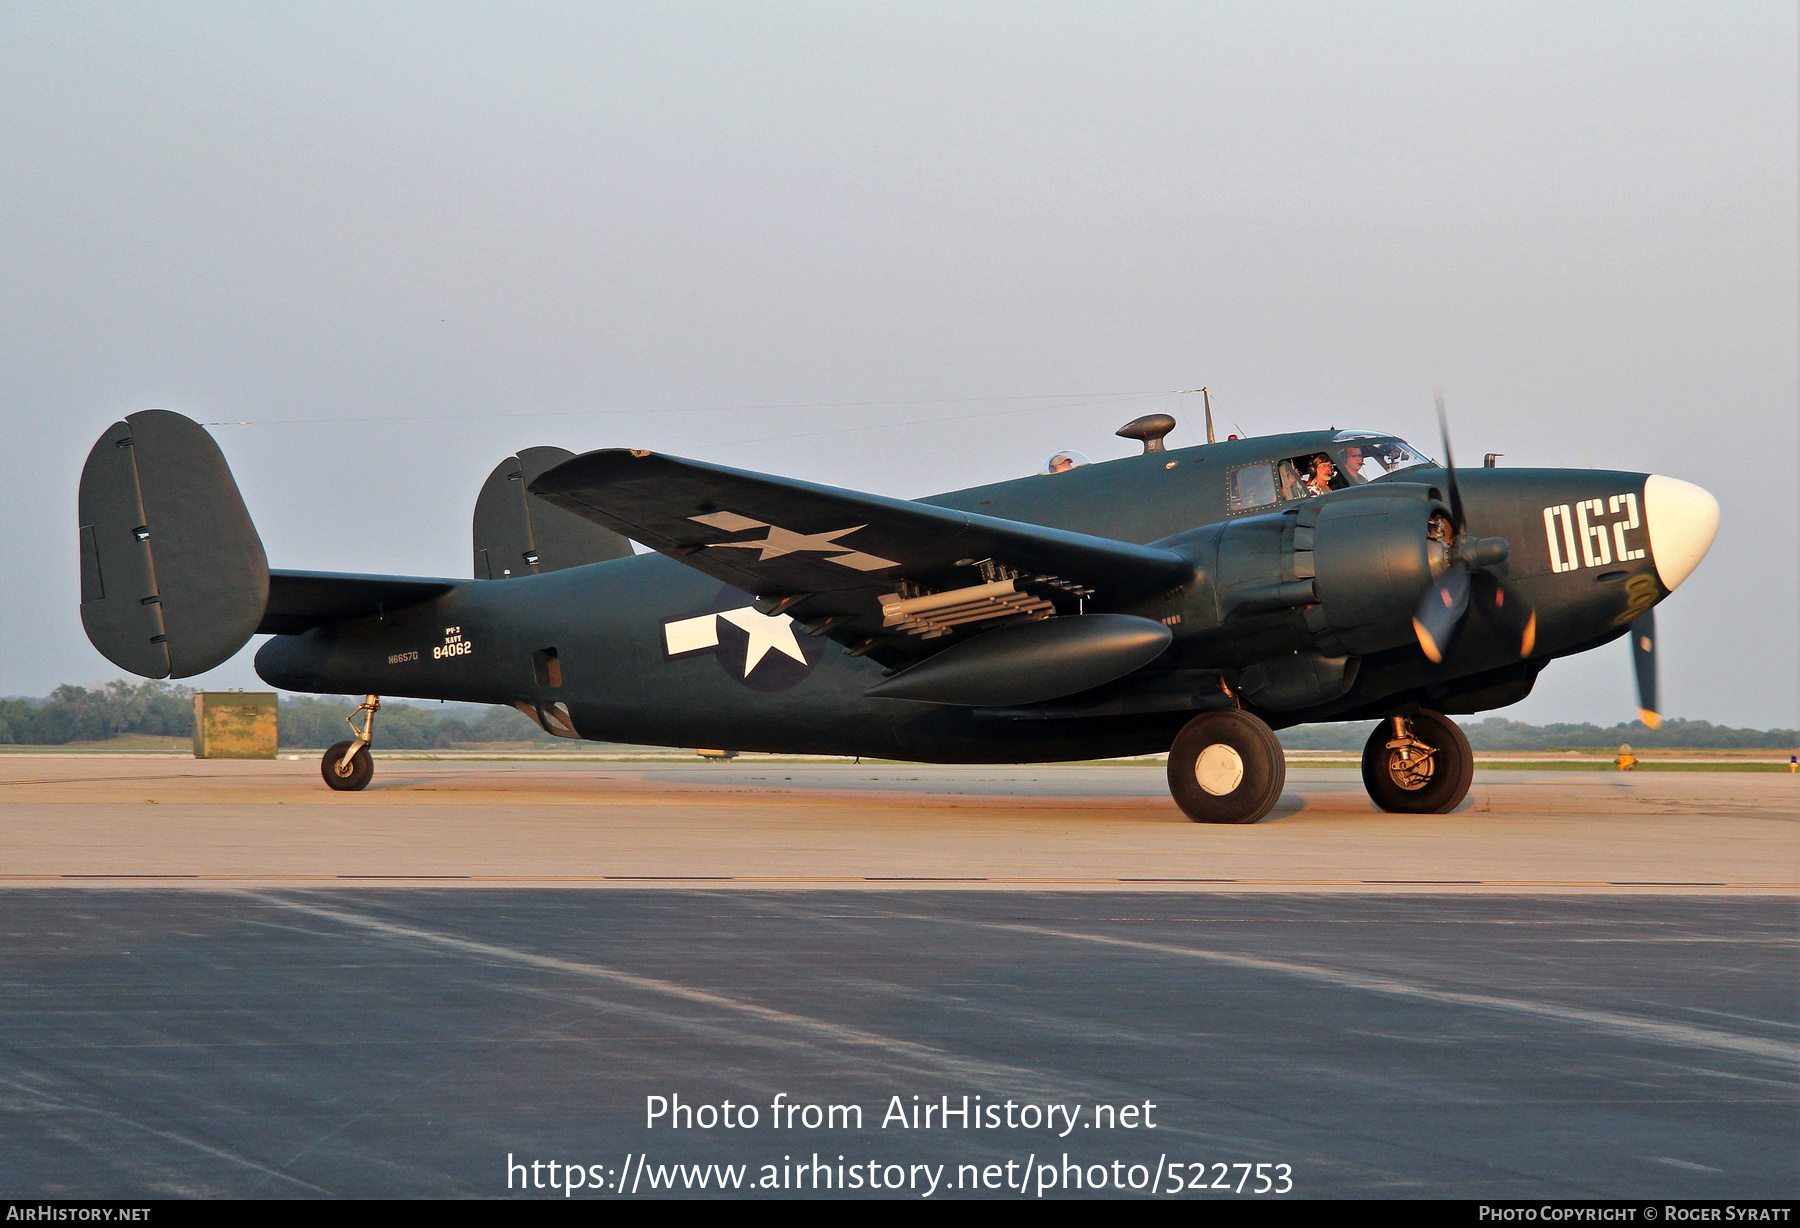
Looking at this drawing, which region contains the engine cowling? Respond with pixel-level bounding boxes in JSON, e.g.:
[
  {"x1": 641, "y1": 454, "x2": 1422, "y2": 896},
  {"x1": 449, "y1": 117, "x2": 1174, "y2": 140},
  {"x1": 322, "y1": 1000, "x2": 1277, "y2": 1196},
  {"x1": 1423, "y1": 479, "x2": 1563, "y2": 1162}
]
[
  {"x1": 1302, "y1": 484, "x2": 1450, "y2": 655},
  {"x1": 1156, "y1": 484, "x2": 1451, "y2": 707}
]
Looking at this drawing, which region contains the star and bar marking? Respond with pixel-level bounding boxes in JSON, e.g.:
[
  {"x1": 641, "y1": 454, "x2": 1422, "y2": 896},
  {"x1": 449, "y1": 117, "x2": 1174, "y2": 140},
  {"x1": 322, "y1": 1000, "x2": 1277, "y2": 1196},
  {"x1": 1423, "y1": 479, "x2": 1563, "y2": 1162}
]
[
  {"x1": 687, "y1": 511, "x2": 898, "y2": 572},
  {"x1": 663, "y1": 606, "x2": 809, "y2": 678}
]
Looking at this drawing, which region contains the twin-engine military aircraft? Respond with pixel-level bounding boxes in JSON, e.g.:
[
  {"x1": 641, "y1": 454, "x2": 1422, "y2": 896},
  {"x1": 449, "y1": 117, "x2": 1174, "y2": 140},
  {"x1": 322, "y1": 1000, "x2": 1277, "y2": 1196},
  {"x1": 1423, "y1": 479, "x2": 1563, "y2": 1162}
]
[{"x1": 77, "y1": 401, "x2": 1717, "y2": 823}]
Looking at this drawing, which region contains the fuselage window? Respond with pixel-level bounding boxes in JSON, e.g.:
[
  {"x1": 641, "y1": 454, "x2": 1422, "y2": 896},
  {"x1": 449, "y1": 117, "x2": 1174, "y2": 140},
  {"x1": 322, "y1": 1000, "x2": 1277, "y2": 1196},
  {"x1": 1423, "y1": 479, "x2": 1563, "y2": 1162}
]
[
  {"x1": 1227, "y1": 464, "x2": 1278, "y2": 511},
  {"x1": 532, "y1": 646, "x2": 562, "y2": 687}
]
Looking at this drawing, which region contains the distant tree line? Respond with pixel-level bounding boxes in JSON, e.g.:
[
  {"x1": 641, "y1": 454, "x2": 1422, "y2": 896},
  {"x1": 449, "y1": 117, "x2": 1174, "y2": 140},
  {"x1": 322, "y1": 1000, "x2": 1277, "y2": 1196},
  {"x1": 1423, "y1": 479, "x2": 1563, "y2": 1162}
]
[
  {"x1": 276, "y1": 695, "x2": 554, "y2": 749},
  {"x1": 0, "y1": 681, "x2": 194, "y2": 745},
  {"x1": 0, "y1": 680, "x2": 555, "y2": 747},
  {"x1": 1277, "y1": 716, "x2": 1797, "y2": 751},
  {"x1": 0, "y1": 680, "x2": 1792, "y2": 750}
]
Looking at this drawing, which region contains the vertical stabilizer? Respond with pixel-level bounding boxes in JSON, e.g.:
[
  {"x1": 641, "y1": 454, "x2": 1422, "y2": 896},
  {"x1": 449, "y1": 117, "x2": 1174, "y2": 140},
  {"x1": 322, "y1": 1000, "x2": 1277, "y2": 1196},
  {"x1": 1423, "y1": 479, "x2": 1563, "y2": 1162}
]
[
  {"x1": 473, "y1": 445, "x2": 632, "y2": 578},
  {"x1": 78, "y1": 410, "x2": 269, "y2": 678}
]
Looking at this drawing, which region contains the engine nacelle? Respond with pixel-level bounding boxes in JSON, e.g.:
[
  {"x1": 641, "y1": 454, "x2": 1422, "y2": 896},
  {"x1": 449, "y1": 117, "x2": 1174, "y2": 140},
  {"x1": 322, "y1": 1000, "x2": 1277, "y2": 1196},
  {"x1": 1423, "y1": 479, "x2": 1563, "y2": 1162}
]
[
  {"x1": 1302, "y1": 484, "x2": 1449, "y2": 655},
  {"x1": 1155, "y1": 484, "x2": 1450, "y2": 708}
]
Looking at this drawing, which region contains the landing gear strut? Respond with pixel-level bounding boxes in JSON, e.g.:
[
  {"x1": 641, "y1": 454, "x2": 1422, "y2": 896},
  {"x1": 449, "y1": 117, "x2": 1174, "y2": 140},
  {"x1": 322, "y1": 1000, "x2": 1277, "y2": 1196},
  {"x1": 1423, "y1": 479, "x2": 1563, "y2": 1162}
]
[
  {"x1": 321, "y1": 694, "x2": 380, "y2": 792},
  {"x1": 1167, "y1": 709, "x2": 1286, "y2": 824},
  {"x1": 1361, "y1": 710, "x2": 1473, "y2": 814}
]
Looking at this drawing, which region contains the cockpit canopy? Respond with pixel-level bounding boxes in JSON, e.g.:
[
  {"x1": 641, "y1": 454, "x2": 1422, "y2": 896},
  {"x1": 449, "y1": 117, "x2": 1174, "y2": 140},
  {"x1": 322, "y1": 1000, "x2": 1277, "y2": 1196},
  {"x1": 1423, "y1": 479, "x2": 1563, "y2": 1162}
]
[
  {"x1": 1227, "y1": 433, "x2": 1432, "y2": 513},
  {"x1": 1330, "y1": 431, "x2": 1432, "y2": 481}
]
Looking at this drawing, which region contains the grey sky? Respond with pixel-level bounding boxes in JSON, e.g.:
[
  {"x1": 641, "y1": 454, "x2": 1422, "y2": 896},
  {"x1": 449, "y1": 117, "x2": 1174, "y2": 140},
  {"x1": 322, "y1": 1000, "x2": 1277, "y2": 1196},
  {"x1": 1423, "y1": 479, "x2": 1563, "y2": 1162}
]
[{"x1": 2, "y1": 2, "x2": 1794, "y2": 728}]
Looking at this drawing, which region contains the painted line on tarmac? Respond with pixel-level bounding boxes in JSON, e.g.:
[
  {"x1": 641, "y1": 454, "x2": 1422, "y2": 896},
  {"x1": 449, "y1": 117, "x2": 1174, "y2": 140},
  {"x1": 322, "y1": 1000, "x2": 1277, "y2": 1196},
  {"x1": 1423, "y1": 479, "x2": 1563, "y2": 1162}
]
[
  {"x1": 937, "y1": 920, "x2": 1800, "y2": 1068},
  {"x1": 0, "y1": 1072, "x2": 333, "y2": 1194},
  {"x1": 0, "y1": 774, "x2": 216, "y2": 786},
  {"x1": 3, "y1": 874, "x2": 1793, "y2": 888},
  {"x1": 236, "y1": 892, "x2": 1079, "y2": 1099}
]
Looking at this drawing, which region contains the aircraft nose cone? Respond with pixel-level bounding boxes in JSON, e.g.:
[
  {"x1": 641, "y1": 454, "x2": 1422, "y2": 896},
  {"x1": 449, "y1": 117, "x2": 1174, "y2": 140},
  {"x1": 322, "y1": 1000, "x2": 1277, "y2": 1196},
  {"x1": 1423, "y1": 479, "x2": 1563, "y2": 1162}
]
[{"x1": 1643, "y1": 475, "x2": 1719, "y2": 592}]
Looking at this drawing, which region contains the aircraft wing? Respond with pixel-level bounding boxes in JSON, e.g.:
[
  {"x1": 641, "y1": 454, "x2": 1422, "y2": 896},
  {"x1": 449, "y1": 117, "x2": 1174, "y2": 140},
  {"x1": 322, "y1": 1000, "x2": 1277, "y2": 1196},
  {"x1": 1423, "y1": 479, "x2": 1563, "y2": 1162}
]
[{"x1": 530, "y1": 450, "x2": 1191, "y2": 657}]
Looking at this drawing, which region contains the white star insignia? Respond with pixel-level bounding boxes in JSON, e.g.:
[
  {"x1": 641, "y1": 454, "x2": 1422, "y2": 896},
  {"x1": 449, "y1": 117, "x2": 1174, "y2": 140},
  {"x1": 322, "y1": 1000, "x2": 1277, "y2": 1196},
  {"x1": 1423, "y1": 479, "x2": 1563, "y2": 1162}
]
[
  {"x1": 663, "y1": 606, "x2": 808, "y2": 678},
  {"x1": 688, "y1": 511, "x2": 897, "y2": 571},
  {"x1": 717, "y1": 607, "x2": 808, "y2": 676}
]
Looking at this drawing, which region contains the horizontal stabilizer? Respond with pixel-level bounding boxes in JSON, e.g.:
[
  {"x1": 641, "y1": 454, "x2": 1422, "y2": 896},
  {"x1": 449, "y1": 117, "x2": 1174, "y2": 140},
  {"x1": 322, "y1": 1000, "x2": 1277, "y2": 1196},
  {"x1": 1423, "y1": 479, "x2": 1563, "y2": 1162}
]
[
  {"x1": 79, "y1": 410, "x2": 269, "y2": 678},
  {"x1": 258, "y1": 571, "x2": 464, "y2": 635},
  {"x1": 530, "y1": 450, "x2": 1192, "y2": 606}
]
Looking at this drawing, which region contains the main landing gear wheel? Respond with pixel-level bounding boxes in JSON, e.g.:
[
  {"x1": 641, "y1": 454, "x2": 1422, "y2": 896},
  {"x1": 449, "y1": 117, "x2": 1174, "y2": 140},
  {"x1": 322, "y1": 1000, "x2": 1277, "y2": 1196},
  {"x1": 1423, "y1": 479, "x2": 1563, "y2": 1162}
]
[
  {"x1": 320, "y1": 694, "x2": 381, "y2": 792},
  {"x1": 1361, "y1": 710, "x2": 1473, "y2": 814},
  {"x1": 1167, "y1": 710, "x2": 1286, "y2": 824},
  {"x1": 321, "y1": 741, "x2": 373, "y2": 791}
]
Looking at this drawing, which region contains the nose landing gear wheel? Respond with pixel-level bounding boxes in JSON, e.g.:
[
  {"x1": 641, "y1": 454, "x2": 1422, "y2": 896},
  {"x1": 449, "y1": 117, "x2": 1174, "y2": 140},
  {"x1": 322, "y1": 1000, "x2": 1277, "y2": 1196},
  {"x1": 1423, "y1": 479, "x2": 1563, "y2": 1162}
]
[
  {"x1": 1167, "y1": 710, "x2": 1286, "y2": 824},
  {"x1": 1361, "y1": 710, "x2": 1473, "y2": 813},
  {"x1": 321, "y1": 740, "x2": 373, "y2": 791}
]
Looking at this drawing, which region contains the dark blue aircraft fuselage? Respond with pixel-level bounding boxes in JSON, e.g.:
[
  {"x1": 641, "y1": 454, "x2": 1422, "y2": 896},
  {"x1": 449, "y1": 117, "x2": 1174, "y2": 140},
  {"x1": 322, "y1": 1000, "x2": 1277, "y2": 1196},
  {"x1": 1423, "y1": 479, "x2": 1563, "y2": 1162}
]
[{"x1": 254, "y1": 430, "x2": 1674, "y2": 761}]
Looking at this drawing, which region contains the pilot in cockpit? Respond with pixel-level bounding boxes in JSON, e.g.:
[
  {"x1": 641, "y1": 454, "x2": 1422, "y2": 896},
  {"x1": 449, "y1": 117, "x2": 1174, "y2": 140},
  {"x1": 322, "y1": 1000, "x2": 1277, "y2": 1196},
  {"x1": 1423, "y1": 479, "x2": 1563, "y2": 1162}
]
[{"x1": 1301, "y1": 453, "x2": 1338, "y2": 497}]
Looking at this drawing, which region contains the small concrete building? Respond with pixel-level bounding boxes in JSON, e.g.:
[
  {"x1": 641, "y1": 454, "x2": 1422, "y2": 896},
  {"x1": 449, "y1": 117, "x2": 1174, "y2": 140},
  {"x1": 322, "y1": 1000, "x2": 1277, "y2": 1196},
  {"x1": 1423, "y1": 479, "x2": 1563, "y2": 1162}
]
[{"x1": 192, "y1": 692, "x2": 278, "y2": 759}]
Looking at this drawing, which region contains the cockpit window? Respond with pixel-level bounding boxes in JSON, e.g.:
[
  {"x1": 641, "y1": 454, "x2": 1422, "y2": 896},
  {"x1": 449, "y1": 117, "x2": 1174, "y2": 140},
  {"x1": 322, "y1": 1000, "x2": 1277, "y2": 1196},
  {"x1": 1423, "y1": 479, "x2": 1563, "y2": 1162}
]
[
  {"x1": 1329, "y1": 433, "x2": 1431, "y2": 483},
  {"x1": 1276, "y1": 459, "x2": 1309, "y2": 501},
  {"x1": 1041, "y1": 450, "x2": 1091, "y2": 475},
  {"x1": 1286, "y1": 452, "x2": 1341, "y2": 496},
  {"x1": 1233, "y1": 455, "x2": 1345, "y2": 510},
  {"x1": 1227, "y1": 435, "x2": 1435, "y2": 513}
]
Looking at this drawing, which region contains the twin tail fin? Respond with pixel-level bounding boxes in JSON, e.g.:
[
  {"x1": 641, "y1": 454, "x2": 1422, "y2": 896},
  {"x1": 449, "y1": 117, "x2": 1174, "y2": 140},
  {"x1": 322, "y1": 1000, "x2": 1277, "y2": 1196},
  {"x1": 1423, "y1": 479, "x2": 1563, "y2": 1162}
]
[{"x1": 78, "y1": 410, "x2": 269, "y2": 678}]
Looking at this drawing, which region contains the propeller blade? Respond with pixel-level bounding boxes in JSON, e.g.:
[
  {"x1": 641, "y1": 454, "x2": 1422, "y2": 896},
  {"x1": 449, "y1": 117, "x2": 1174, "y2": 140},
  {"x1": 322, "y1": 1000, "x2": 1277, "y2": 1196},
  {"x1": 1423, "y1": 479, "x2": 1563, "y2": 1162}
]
[
  {"x1": 1434, "y1": 388, "x2": 1466, "y2": 535},
  {"x1": 1471, "y1": 571, "x2": 1538, "y2": 658},
  {"x1": 1412, "y1": 560, "x2": 1471, "y2": 664},
  {"x1": 1630, "y1": 611, "x2": 1660, "y2": 729}
]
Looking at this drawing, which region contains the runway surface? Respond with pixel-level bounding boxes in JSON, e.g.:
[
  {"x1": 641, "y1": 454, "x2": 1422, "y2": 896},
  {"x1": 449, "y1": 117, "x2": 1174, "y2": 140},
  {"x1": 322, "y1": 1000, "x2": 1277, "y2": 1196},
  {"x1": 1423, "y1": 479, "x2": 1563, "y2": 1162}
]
[
  {"x1": 0, "y1": 757, "x2": 1794, "y2": 889},
  {"x1": 0, "y1": 760, "x2": 1793, "y2": 1198},
  {"x1": 0, "y1": 890, "x2": 1792, "y2": 1199}
]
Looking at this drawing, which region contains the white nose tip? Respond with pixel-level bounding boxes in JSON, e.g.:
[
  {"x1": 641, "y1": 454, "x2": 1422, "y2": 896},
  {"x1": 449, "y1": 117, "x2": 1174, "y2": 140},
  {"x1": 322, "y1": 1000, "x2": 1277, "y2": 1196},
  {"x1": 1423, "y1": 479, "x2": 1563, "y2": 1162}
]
[{"x1": 1643, "y1": 475, "x2": 1719, "y2": 592}]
